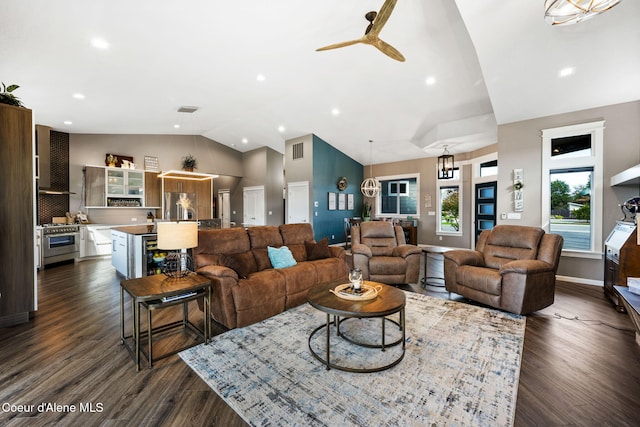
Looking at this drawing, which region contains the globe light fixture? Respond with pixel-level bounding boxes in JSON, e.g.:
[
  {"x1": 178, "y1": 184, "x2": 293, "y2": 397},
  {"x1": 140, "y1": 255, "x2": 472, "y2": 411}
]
[
  {"x1": 361, "y1": 140, "x2": 380, "y2": 197},
  {"x1": 544, "y1": 0, "x2": 622, "y2": 26}
]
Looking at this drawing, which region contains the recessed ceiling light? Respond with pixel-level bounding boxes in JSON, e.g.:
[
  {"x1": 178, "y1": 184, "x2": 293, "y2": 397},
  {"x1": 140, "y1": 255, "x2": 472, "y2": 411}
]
[
  {"x1": 277, "y1": 125, "x2": 285, "y2": 132},
  {"x1": 242, "y1": 138, "x2": 249, "y2": 144},
  {"x1": 72, "y1": 93, "x2": 85, "y2": 99},
  {"x1": 63, "y1": 121, "x2": 72, "y2": 125},
  {"x1": 558, "y1": 67, "x2": 575, "y2": 78},
  {"x1": 331, "y1": 108, "x2": 340, "y2": 116},
  {"x1": 91, "y1": 38, "x2": 110, "y2": 49},
  {"x1": 425, "y1": 76, "x2": 436, "y2": 85},
  {"x1": 174, "y1": 124, "x2": 181, "y2": 129},
  {"x1": 256, "y1": 74, "x2": 266, "y2": 82}
]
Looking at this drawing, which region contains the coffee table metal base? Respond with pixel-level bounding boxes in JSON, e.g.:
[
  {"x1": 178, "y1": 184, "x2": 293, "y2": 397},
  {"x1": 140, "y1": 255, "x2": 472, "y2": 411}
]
[{"x1": 308, "y1": 310, "x2": 405, "y2": 373}]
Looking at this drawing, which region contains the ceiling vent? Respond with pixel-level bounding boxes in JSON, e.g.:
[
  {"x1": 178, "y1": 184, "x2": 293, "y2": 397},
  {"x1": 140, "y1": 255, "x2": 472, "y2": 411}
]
[
  {"x1": 177, "y1": 106, "x2": 198, "y2": 113},
  {"x1": 292, "y1": 142, "x2": 304, "y2": 160}
]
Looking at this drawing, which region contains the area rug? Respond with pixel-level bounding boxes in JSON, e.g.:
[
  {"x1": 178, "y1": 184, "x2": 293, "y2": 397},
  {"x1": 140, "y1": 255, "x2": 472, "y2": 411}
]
[{"x1": 179, "y1": 292, "x2": 525, "y2": 426}]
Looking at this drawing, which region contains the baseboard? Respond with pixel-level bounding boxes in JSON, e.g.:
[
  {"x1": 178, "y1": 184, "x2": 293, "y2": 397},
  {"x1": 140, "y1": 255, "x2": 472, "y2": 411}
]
[
  {"x1": 556, "y1": 275, "x2": 603, "y2": 287},
  {"x1": 0, "y1": 312, "x2": 30, "y2": 328}
]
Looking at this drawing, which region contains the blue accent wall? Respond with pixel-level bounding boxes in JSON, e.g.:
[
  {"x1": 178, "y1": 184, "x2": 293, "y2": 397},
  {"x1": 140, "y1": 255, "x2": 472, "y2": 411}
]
[{"x1": 312, "y1": 135, "x2": 363, "y2": 244}]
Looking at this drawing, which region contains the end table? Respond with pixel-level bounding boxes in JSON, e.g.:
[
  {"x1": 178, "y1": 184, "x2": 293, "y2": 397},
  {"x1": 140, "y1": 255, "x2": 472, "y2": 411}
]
[{"x1": 120, "y1": 273, "x2": 212, "y2": 371}]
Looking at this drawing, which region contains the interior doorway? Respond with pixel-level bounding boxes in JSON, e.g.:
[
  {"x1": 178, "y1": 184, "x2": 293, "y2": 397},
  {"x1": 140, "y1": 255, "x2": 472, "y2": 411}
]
[
  {"x1": 286, "y1": 181, "x2": 309, "y2": 224},
  {"x1": 243, "y1": 186, "x2": 265, "y2": 226},
  {"x1": 218, "y1": 190, "x2": 231, "y2": 228}
]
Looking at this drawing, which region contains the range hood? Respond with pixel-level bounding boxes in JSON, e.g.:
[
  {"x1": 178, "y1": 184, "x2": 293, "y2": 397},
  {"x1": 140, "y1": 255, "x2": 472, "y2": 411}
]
[
  {"x1": 36, "y1": 124, "x2": 75, "y2": 195},
  {"x1": 611, "y1": 164, "x2": 640, "y2": 186}
]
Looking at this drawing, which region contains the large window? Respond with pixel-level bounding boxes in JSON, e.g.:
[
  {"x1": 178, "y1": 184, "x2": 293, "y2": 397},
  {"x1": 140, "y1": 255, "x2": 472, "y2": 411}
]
[
  {"x1": 542, "y1": 121, "x2": 604, "y2": 256},
  {"x1": 437, "y1": 167, "x2": 462, "y2": 235},
  {"x1": 377, "y1": 175, "x2": 418, "y2": 216}
]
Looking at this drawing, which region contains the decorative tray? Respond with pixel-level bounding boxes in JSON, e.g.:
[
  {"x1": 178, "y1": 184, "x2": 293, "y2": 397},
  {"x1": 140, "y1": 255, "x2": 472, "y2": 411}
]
[{"x1": 330, "y1": 282, "x2": 382, "y2": 301}]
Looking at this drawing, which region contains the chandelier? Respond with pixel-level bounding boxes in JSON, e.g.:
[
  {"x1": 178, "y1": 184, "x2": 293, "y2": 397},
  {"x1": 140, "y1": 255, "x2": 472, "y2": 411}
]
[
  {"x1": 544, "y1": 0, "x2": 622, "y2": 26},
  {"x1": 438, "y1": 145, "x2": 455, "y2": 180},
  {"x1": 360, "y1": 140, "x2": 380, "y2": 197}
]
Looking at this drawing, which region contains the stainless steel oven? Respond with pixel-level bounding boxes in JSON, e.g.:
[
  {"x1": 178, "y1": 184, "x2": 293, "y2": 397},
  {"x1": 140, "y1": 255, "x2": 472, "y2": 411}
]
[{"x1": 42, "y1": 224, "x2": 80, "y2": 266}]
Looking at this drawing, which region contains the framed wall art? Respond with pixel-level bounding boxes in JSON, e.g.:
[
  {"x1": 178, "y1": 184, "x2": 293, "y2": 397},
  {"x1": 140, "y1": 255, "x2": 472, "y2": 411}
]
[
  {"x1": 328, "y1": 192, "x2": 337, "y2": 210},
  {"x1": 338, "y1": 193, "x2": 346, "y2": 210}
]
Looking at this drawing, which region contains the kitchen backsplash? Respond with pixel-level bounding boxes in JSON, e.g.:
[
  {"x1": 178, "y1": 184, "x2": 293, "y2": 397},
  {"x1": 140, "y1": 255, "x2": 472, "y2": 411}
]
[{"x1": 38, "y1": 131, "x2": 70, "y2": 224}]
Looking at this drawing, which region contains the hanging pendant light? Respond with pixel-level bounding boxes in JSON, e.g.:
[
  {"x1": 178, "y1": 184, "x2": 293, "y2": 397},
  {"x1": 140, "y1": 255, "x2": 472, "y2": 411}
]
[
  {"x1": 361, "y1": 140, "x2": 380, "y2": 197},
  {"x1": 544, "y1": 0, "x2": 622, "y2": 26},
  {"x1": 438, "y1": 145, "x2": 455, "y2": 180}
]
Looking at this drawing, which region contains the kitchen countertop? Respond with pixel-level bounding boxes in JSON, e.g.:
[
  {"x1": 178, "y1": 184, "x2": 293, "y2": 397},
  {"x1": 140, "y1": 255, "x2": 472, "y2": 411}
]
[{"x1": 112, "y1": 224, "x2": 157, "y2": 235}]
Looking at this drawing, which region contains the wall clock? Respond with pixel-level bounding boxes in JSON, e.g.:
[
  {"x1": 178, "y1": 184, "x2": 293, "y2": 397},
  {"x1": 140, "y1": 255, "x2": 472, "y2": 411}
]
[{"x1": 337, "y1": 177, "x2": 348, "y2": 191}]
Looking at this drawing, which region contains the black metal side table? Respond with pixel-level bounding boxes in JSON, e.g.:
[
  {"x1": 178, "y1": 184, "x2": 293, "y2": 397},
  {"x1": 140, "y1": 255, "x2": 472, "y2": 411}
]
[{"x1": 120, "y1": 273, "x2": 212, "y2": 371}]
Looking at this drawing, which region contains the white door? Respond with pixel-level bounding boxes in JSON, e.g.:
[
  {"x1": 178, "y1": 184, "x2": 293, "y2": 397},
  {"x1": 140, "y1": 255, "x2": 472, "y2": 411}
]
[
  {"x1": 287, "y1": 181, "x2": 309, "y2": 224},
  {"x1": 218, "y1": 190, "x2": 231, "y2": 228},
  {"x1": 243, "y1": 186, "x2": 265, "y2": 226}
]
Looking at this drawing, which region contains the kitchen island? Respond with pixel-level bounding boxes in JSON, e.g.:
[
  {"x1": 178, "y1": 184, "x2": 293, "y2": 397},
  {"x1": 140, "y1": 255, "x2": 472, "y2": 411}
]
[{"x1": 111, "y1": 225, "x2": 158, "y2": 279}]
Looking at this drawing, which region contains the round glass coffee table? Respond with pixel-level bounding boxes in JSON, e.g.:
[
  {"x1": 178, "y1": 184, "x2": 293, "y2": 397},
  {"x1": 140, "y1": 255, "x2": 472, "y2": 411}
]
[{"x1": 306, "y1": 280, "x2": 406, "y2": 373}]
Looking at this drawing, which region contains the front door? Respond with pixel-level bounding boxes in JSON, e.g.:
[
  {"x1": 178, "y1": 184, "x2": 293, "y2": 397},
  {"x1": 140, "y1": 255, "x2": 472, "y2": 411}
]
[{"x1": 475, "y1": 181, "x2": 497, "y2": 244}]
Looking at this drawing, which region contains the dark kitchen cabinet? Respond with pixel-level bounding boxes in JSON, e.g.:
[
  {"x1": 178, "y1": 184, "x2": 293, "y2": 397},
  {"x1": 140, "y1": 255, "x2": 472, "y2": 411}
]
[
  {"x1": 162, "y1": 177, "x2": 213, "y2": 219},
  {"x1": 0, "y1": 104, "x2": 35, "y2": 327}
]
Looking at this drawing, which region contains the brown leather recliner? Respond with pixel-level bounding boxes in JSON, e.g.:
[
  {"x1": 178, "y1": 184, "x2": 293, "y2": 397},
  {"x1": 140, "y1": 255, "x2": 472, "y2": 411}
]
[
  {"x1": 444, "y1": 225, "x2": 563, "y2": 315},
  {"x1": 351, "y1": 221, "x2": 422, "y2": 284}
]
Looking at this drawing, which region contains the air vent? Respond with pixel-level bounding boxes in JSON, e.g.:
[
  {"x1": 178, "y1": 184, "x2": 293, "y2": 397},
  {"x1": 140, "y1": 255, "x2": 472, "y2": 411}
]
[
  {"x1": 177, "y1": 106, "x2": 198, "y2": 113},
  {"x1": 292, "y1": 142, "x2": 304, "y2": 160}
]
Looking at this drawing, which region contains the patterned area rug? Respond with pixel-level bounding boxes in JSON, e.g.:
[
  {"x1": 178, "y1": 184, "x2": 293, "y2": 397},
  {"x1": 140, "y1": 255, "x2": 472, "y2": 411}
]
[{"x1": 180, "y1": 292, "x2": 525, "y2": 426}]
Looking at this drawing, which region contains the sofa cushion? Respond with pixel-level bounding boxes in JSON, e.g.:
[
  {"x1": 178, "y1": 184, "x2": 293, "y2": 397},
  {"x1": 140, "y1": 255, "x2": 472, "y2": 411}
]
[
  {"x1": 369, "y1": 256, "x2": 407, "y2": 276},
  {"x1": 305, "y1": 237, "x2": 332, "y2": 260},
  {"x1": 248, "y1": 226, "x2": 283, "y2": 248},
  {"x1": 457, "y1": 265, "x2": 502, "y2": 296},
  {"x1": 483, "y1": 226, "x2": 544, "y2": 269},
  {"x1": 220, "y1": 251, "x2": 257, "y2": 279},
  {"x1": 268, "y1": 246, "x2": 297, "y2": 269}
]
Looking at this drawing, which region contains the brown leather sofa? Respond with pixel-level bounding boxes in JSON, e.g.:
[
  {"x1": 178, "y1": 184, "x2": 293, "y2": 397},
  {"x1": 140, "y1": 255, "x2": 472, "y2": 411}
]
[
  {"x1": 351, "y1": 221, "x2": 422, "y2": 285},
  {"x1": 193, "y1": 223, "x2": 349, "y2": 329},
  {"x1": 444, "y1": 225, "x2": 563, "y2": 315}
]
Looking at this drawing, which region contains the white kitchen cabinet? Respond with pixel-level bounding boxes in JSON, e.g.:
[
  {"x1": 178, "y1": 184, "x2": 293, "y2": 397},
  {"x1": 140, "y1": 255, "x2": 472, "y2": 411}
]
[{"x1": 111, "y1": 229, "x2": 128, "y2": 276}]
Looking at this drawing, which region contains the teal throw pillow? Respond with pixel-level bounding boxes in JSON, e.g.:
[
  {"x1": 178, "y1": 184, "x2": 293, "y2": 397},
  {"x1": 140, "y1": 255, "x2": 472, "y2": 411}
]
[{"x1": 267, "y1": 246, "x2": 297, "y2": 269}]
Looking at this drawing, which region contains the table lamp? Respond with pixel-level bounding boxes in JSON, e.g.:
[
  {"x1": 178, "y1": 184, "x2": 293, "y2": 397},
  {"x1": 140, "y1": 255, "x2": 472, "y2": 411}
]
[{"x1": 157, "y1": 221, "x2": 198, "y2": 278}]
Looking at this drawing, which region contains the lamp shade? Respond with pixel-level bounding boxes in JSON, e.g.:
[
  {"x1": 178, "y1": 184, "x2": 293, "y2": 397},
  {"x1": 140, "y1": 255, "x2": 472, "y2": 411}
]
[{"x1": 157, "y1": 221, "x2": 198, "y2": 250}]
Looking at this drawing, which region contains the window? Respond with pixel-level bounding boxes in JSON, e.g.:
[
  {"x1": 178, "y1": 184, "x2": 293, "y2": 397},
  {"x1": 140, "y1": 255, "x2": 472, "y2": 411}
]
[
  {"x1": 437, "y1": 167, "x2": 462, "y2": 235},
  {"x1": 542, "y1": 121, "x2": 604, "y2": 256},
  {"x1": 377, "y1": 175, "x2": 419, "y2": 216},
  {"x1": 480, "y1": 160, "x2": 498, "y2": 177}
]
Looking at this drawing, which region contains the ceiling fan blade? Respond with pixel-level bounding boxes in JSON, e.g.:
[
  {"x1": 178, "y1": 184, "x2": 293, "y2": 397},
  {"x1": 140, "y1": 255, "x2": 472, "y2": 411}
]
[
  {"x1": 369, "y1": 0, "x2": 398, "y2": 36},
  {"x1": 374, "y1": 38, "x2": 405, "y2": 62},
  {"x1": 316, "y1": 38, "x2": 363, "y2": 52}
]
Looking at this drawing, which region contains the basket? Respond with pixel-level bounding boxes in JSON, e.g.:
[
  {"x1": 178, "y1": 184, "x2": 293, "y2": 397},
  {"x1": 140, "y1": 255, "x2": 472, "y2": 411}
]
[{"x1": 330, "y1": 282, "x2": 382, "y2": 301}]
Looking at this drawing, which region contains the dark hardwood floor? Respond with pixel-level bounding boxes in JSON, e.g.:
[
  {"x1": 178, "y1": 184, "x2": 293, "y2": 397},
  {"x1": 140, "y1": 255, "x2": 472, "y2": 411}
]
[{"x1": 1, "y1": 258, "x2": 639, "y2": 426}]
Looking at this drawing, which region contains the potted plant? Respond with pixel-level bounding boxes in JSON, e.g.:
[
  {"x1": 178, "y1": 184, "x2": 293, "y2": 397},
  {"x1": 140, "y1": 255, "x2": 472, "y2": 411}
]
[
  {"x1": 0, "y1": 82, "x2": 24, "y2": 107},
  {"x1": 362, "y1": 201, "x2": 372, "y2": 221},
  {"x1": 182, "y1": 154, "x2": 197, "y2": 172}
]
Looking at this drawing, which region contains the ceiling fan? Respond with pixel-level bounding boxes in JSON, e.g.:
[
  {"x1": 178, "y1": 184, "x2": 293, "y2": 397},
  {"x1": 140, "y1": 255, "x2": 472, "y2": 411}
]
[{"x1": 316, "y1": 0, "x2": 405, "y2": 62}]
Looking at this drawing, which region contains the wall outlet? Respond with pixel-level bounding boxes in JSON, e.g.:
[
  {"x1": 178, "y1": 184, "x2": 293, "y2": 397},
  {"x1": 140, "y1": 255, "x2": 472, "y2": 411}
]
[
  {"x1": 131, "y1": 218, "x2": 137, "y2": 222},
  {"x1": 501, "y1": 212, "x2": 507, "y2": 220},
  {"x1": 331, "y1": 235, "x2": 335, "y2": 240}
]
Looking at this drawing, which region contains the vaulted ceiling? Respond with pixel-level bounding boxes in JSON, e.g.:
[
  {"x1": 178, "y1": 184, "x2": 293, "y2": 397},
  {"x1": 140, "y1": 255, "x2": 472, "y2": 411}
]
[{"x1": 2, "y1": 0, "x2": 638, "y2": 165}]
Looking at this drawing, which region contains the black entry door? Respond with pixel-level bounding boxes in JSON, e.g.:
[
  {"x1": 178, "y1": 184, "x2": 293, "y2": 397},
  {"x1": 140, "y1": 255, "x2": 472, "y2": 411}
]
[{"x1": 475, "y1": 181, "x2": 497, "y2": 244}]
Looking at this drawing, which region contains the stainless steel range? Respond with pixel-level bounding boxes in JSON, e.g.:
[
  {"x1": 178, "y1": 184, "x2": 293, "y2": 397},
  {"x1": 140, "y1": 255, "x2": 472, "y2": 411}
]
[{"x1": 42, "y1": 224, "x2": 80, "y2": 266}]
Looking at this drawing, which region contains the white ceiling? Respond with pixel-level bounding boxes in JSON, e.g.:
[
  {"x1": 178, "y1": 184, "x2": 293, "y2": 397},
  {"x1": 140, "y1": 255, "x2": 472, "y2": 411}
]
[{"x1": 2, "y1": 0, "x2": 638, "y2": 165}]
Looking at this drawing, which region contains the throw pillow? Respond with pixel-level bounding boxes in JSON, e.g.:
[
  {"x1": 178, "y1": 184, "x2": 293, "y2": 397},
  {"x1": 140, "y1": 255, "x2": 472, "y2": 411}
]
[
  {"x1": 305, "y1": 237, "x2": 332, "y2": 260},
  {"x1": 220, "y1": 252, "x2": 257, "y2": 279},
  {"x1": 267, "y1": 246, "x2": 297, "y2": 269}
]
